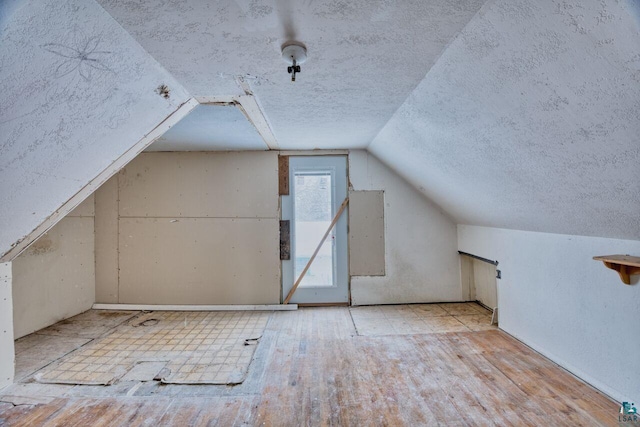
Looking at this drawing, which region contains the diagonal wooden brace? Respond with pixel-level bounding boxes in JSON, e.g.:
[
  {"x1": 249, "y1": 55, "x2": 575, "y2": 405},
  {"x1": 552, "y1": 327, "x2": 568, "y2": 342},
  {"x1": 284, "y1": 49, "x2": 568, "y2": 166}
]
[{"x1": 283, "y1": 197, "x2": 349, "y2": 304}]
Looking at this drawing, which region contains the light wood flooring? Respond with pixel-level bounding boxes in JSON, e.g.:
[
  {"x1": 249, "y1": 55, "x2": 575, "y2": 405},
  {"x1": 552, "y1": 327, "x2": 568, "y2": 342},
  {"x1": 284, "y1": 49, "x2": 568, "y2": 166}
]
[
  {"x1": 0, "y1": 304, "x2": 622, "y2": 426},
  {"x1": 351, "y1": 302, "x2": 496, "y2": 335}
]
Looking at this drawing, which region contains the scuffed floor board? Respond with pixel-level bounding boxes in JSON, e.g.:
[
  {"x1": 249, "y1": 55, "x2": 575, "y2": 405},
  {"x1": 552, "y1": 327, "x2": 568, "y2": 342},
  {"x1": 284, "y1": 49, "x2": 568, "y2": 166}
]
[{"x1": 1, "y1": 306, "x2": 620, "y2": 426}]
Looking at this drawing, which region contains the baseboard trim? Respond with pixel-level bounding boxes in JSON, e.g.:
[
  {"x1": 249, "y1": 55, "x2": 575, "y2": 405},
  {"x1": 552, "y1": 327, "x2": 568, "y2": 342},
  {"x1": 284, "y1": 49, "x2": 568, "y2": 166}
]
[
  {"x1": 297, "y1": 302, "x2": 350, "y2": 307},
  {"x1": 92, "y1": 303, "x2": 298, "y2": 311}
]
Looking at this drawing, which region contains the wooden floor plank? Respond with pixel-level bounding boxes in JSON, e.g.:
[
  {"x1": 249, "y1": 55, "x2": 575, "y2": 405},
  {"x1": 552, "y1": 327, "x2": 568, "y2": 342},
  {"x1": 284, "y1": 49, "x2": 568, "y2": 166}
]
[
  {"x1": 435, "y1": 333, "x2": 555, "y2": 426},
  {"x1": 0, "y1": 306, "x2": 621, "y2": 426}
]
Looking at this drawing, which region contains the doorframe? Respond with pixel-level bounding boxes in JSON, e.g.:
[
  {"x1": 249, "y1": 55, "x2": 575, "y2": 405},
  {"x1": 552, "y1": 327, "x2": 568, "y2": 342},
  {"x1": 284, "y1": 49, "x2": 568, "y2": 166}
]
[{"x1": 280, "y1": 154, "x2": 350, "y2": 305}]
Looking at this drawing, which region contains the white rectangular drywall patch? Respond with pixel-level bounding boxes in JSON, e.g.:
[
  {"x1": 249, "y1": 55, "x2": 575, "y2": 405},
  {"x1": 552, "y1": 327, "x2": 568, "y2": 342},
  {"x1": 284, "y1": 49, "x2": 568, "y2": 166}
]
[
  {"x1": 349, "y1": 190, "x2": 385, "y2": 276},
  {"x1": 0, "y1": 262, "x2": 14, "y2": 390}
]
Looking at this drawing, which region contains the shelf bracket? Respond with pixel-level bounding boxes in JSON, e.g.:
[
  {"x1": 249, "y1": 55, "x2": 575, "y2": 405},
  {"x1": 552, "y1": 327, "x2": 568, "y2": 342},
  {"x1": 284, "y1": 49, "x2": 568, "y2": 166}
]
[{"x1": 593, "y1": 255, "x2": 640, "y2": 285}]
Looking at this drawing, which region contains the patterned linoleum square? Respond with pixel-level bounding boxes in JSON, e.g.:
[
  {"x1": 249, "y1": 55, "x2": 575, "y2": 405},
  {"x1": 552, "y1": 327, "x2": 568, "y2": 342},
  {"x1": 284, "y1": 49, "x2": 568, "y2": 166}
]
[
  {"x1": 350, "y1": 302, "x2": 495, "y2": 336},
  {"x1": 35, "y1": 311, "x2": 270, "y2": 386}
]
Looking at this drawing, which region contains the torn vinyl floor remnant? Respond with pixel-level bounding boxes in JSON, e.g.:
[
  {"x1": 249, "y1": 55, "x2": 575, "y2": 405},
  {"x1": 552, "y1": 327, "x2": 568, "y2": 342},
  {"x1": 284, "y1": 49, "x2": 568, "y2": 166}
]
[{"x1": 35, "y1": 311, "x2": 270, "y2": 386}]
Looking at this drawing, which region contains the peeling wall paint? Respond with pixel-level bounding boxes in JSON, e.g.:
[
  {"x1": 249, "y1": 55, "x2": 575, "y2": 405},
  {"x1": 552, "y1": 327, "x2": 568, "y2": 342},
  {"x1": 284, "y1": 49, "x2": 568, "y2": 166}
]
[{"x1": 0, "y1": 0, "x2": 191, "y2": 259}]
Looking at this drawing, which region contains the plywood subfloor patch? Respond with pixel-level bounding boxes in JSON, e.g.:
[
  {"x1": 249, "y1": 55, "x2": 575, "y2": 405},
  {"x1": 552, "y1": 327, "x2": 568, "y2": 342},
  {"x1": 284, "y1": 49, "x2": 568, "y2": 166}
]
[
  {"x1": 14, "y1": 310, "x2": 139, "y2": 382},
  {"x1": 350, "y1": 302, "x2": 496, "y2": 336},
  {"x1": 35, "y1": 311, "x2": 270, "y2": 386}
]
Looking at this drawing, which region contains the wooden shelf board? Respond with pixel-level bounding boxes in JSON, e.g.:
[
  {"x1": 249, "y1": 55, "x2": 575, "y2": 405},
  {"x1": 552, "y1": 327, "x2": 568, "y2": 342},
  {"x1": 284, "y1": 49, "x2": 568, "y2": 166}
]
[
  {"x1": 593, "y1": 255, "x2": 640, "y2": 267},
  {"x1": 593, "y1": 254, "x2": 640, "y2": 285}
]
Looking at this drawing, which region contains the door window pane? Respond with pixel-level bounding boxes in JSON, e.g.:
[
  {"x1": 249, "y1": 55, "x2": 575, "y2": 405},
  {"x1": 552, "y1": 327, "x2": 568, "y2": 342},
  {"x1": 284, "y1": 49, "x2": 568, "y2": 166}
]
[{"x1": 294, "y1": 172, "x2": 334, "y2": 287}]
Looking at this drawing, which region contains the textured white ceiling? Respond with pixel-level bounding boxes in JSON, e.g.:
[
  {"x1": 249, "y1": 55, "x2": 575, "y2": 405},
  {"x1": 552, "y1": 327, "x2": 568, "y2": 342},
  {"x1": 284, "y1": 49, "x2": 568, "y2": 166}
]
[
  {"x1": 3, "y1": 0, "x2": 638, "y2": 253},
  {"x1": 0, "y1": 0, "x2": 23, "y2": 32},
  {"x1": 147, "y1": 104, "x2": 267, "y2": 151},
  {"x1": 97, "y1": 0, "x2": 487, "y2": 149},
  {"x1": 369, "y1": 0, "x2": 640, "y2": 239},
  {"x1": 0, "y1": 0, "x2": 191, "y2": 258}
]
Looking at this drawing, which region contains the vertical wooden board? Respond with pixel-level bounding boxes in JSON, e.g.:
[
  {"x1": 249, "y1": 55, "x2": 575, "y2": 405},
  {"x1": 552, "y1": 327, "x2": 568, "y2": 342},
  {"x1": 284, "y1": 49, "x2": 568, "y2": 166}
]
[
  {"x1": 118, "y1": 152, "x2": 279, "y2": 218},
  {"x1": 348, "y1": 190, "x2": 385, "y2": 276},
  {"x1": 0, "y1": 262, "x2": 13, "y2": 388},
  {"x1": 280, "y1": 220, "x2": 290, "y2": 260},
  {"x1": 279, "y1": 155, "x2": 289, "y2": 195},
  {"x1": 94, "y1": 176, "x2": 119, "y2": 303},
  {"x1": 118, "y1": 218, "x2": 280, "y2": 304}
]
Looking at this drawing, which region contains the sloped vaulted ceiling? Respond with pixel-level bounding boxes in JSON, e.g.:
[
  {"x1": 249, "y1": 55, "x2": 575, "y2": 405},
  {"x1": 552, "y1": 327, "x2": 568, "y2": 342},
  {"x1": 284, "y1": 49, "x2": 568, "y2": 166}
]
[
  {"x1": 100, "y1": 0, "x2": 640, "y2": 240},
  {"x1": 369, "y1": 0, "x2": 640, "y2": 240},
  {"x1": 0, "y1": 0, "x2": 192, "y2": 259},
  {"x1": 97, "y1": 0, "x2": 487, "y2": 149},
  {"x1": 2, "y1": 0, "x2": 638, "y2": 259}
]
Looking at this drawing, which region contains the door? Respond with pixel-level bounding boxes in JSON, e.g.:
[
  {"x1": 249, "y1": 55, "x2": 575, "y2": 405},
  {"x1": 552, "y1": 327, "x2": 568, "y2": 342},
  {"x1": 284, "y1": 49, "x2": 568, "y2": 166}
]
[{"x1": 282, "y1": 156, "x2": 349, "y2": 304}]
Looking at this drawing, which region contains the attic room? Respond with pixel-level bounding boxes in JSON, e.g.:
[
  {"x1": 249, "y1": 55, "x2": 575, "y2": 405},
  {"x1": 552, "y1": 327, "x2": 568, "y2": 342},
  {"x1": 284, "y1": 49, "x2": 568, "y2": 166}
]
[{"x1": 1, "y1": 0, "x2": 639, "y2": 425}]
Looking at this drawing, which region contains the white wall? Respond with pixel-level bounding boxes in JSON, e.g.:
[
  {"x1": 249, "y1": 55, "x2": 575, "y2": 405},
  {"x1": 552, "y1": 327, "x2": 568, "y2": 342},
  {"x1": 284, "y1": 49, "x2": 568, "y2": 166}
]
[
  {"x1": 349, "y1": 150, "x2": 461, "y2": 304},
  {"x1": 458, "y1": 225, "x2": 640, "y2": 404},
  {"x1": 12, "y1": 197, "x2": 95, "y2": 338},
  {"x1": 0, "y1": 262, "x2": 14, "y2": 390}
]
